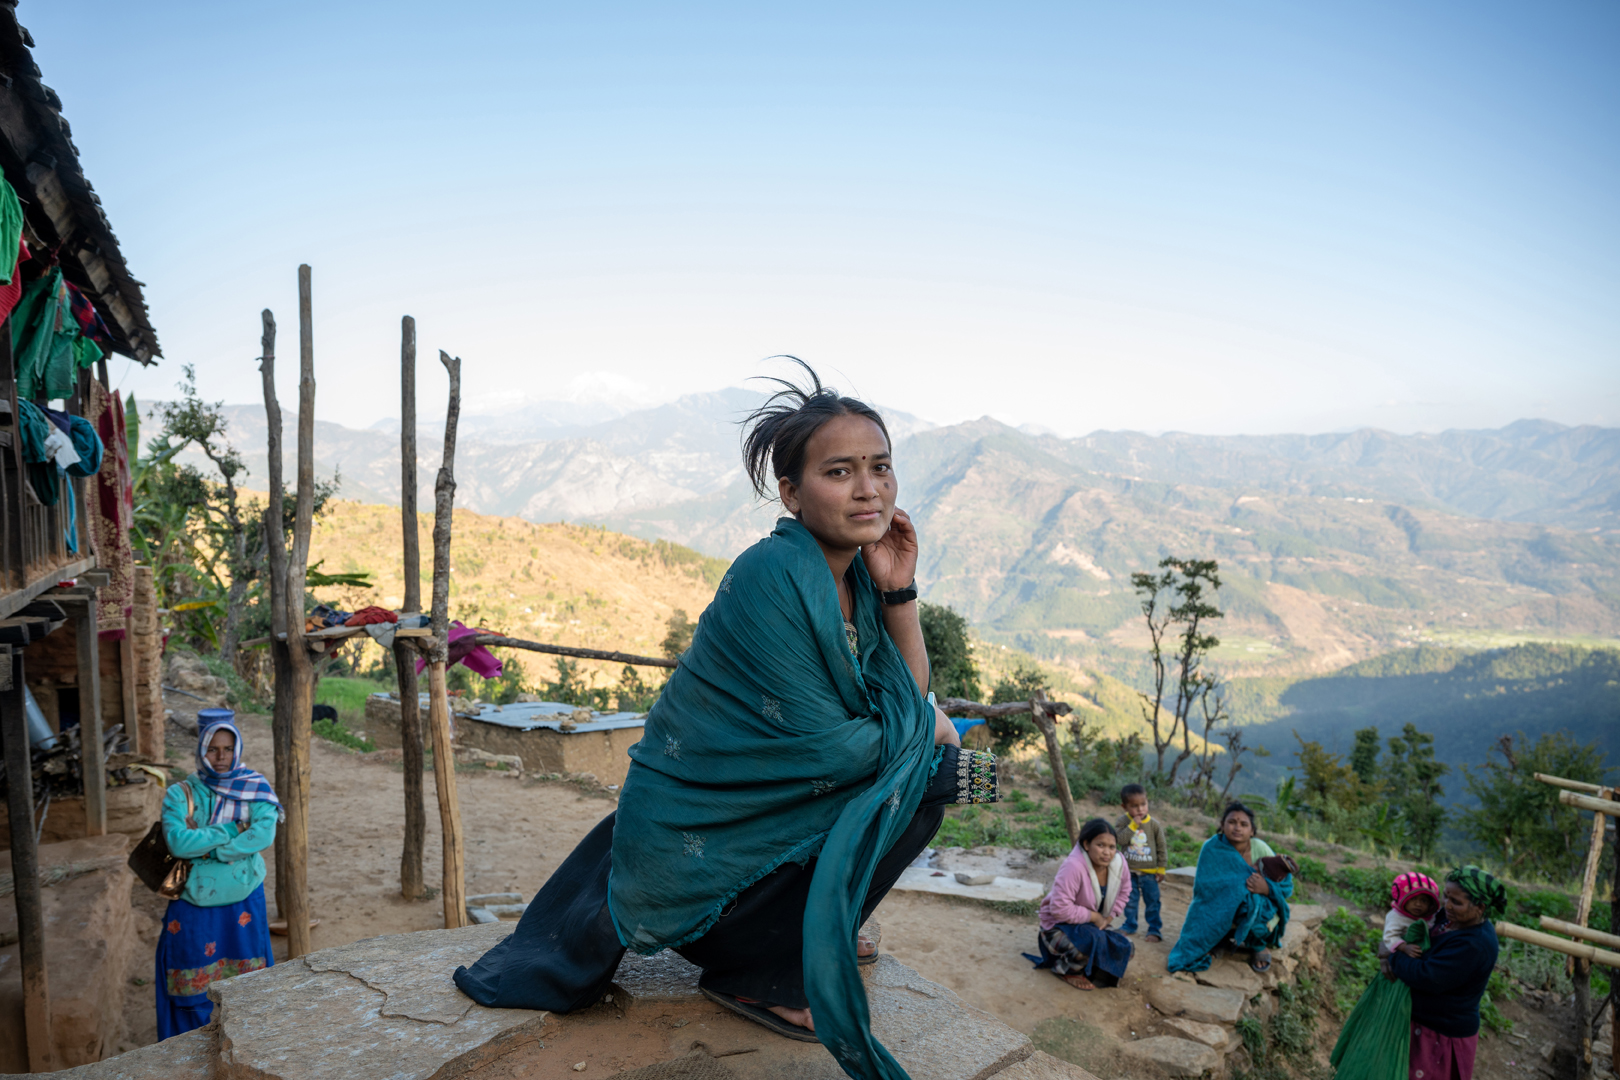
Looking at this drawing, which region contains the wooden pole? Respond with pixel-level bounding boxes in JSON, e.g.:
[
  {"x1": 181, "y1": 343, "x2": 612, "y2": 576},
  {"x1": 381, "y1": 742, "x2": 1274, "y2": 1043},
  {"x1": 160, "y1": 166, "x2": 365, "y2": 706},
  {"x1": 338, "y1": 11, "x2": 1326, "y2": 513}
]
[
  {"x1": 2, "y1": 646, "x2": 55, "y2": 1070},
  {"x1": 1535, "y1": 773, "x2": 1609, "y2": 795},
  {"x1": 1030, "y1": 688, "x2": 1081, "y2": 847},
  {"x1": 1542, "y1": 917, "x2": 1620, "y2": 952},
  {"x1": 1495, "y1": 921, "x2": 1620, "y2": 969},
  {"x1": 1559, "y1": 790, "x2": 1620, "y2": 816},
  {"x1": 472, "y1": 635, "x2": 677, "y2": 669},
  {"x1": 73, "y1": 592, "x2": 105, "y2": 835},
  {"x1": 280, "y1": 266, "x2": 317, "y2": 958},
  {"x1": 429, "y1": 349, "x2": 466, "y2": 929},
  {"x1": 396, "y1": 315, "x2": 426, "y2": 900},
  {"x1": 259, "y1": 308, "x2": 296, "y2": 925}
]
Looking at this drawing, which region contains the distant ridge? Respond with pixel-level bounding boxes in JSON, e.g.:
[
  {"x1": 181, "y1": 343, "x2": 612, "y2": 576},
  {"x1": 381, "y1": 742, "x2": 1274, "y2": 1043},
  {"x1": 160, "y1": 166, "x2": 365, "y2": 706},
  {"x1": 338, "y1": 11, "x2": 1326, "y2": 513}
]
[{"x1": 151, "y1": 395, "x2": 1620, "y2": 675}]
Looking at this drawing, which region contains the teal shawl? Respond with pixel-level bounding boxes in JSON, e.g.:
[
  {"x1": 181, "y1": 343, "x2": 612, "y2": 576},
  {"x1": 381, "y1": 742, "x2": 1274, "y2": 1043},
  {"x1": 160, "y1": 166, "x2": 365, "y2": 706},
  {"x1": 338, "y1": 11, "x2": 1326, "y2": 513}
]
[
  {"x1": 1166, "y1": 833, "x2": 1292, "y2": 973},
  {"x1": 610, "y1": 518, "x2": 934, "y2": 1079}
]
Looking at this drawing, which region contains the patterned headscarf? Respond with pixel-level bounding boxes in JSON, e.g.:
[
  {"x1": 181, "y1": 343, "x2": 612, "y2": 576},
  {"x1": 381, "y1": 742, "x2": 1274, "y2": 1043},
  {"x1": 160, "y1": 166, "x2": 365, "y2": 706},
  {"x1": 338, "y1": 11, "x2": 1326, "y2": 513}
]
[
  {"x1": 1446, "y1": 865, "x2": 1506, "y2": 921},
  {"x1": 196, "y1": 717, "x2": 284, "y2": 825},
  {"x1": 1391, "y1": 871, "x2": 1441, "y2": 918}
]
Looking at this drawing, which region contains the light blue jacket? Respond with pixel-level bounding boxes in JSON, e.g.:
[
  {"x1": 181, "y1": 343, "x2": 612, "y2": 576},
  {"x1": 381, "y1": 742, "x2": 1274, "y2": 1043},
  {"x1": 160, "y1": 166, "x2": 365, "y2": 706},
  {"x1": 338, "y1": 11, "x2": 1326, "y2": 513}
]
[{"x1": 161, "y1": 775, "x2": 277, "y2": 908}]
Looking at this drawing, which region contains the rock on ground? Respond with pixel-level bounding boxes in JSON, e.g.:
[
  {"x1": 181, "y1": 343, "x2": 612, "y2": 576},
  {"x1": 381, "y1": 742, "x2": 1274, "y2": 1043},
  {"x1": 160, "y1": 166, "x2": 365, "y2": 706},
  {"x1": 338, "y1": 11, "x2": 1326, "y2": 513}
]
[
  {"x1": 1160, "y1": 1016, "x2": 1232, "y2": 1051},
  {"x1": 1144, "y1": 978, "x2": 1247, "y2": 1025},
  {"x1": 1119, "y1": 1035, "x2": 1221, "y2": 1078}
]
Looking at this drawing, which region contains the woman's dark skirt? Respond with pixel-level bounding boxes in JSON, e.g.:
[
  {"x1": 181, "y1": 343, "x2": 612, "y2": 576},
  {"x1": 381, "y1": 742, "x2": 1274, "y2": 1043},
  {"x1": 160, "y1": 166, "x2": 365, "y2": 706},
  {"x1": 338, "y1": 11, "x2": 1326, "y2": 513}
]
[
  {"x1": 453, "y1": 805, "x2": 943, "y2": 1012},
  {"x1": 155, "y1": 883, "x2": 274, "y2": 1039},
  {"x1": 1029, "y1": 921, "x2": 1133, "y2": 987}
]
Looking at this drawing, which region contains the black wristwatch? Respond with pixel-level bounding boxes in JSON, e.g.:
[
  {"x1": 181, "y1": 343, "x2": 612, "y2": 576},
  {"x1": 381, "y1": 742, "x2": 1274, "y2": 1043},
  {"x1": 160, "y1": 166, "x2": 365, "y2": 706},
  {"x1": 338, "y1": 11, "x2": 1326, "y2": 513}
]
[{"x1": 880, "y1": 581, "x2": 918, "y2": 605}]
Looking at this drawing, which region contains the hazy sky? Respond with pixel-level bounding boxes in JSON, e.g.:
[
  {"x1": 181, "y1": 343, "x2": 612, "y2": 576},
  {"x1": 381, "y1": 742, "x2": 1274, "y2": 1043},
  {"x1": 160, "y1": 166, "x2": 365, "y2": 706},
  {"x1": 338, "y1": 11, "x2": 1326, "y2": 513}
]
[{"x1": 28, "y1": 1, "x2": 1620, "y2": 436}]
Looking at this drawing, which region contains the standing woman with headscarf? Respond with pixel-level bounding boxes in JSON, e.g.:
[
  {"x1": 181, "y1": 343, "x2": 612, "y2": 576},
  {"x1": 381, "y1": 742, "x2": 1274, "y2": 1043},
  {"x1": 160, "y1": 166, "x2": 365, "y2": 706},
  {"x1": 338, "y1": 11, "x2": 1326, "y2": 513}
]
[
  {"x1": 1385, "y1": 866, "x2": 1504, "y2": 1080},
  {"x1": 155, "y1": 715, "x2": 281, "y2": 1038}
]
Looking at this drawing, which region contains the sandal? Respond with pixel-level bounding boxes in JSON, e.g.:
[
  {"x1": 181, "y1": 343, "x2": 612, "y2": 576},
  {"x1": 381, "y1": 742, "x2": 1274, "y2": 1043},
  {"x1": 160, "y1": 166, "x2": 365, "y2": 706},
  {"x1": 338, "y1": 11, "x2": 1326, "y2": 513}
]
[
  {"x1": 699, "y1": 988, "x2": 820, "y2": 1042},
  {"x1": 1058, "y1": 972, "x2": 1096, "y2": 991},
  {"x1": 1249, "y1": 949, "x2": 1272, "y2": 973},
  {"x1": 1144, "y1": 933, "x2": 1163, "y2": 943},
  {"x1": 857, "y1": 918, "x2": 881, "y2": 966}
]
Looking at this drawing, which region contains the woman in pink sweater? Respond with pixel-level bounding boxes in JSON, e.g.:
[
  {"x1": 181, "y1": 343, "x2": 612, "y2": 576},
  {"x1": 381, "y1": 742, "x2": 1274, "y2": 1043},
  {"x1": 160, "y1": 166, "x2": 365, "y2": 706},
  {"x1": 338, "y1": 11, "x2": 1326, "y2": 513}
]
[{"x1": 1028, "y1": 818, "x2": 1134, "y2": 990}]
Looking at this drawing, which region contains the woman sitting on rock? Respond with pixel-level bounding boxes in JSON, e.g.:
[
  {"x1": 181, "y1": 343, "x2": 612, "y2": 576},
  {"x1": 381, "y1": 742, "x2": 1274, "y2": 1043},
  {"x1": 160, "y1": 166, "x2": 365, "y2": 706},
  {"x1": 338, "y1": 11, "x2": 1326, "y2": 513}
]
[
  {"x1": 155, "y1": 715, "x2": 280, "y2": 1038},
  {"x1": 455, "y1": 360, "x2": 997, "y2": 1080},
  {"x1": 1384, "y1": 866, "x2": 1504, "y2": 1080},
  {"x1": 1028, "y1": 817, "x2": 1134, "y2": 990},
  {"x1": 1167, "y1": 802, "x2": 1292, "y2": 975}
]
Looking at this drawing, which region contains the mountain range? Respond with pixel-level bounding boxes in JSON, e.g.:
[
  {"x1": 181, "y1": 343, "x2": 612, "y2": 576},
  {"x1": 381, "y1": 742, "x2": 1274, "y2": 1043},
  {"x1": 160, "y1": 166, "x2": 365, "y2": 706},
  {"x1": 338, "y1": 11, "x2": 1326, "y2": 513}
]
[{"x1": 153, "y1": 392, "x2": 1620, "y2": 676}]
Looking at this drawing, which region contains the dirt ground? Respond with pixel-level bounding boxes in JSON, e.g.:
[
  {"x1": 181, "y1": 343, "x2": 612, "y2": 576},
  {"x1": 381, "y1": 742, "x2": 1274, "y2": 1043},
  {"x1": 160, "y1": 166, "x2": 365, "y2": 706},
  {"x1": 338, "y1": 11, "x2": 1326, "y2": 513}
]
[{"x1": 108, "y1": 694, "x2": 1584, "y2": 1080}]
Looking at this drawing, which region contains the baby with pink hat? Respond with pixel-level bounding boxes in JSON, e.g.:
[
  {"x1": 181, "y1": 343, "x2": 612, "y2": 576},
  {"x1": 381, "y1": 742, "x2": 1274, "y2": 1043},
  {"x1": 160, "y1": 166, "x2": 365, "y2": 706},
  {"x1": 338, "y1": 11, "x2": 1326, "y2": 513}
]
[{"x1": 1383, "y1": 871, "x2": 1441, "y2": 957}]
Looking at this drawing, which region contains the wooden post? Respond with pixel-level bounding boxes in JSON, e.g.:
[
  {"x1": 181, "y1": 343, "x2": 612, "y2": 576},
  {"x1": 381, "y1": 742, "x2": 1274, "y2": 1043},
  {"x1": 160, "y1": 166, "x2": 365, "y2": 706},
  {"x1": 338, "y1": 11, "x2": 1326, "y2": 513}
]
[
  {"x1": 2, "y1": 646, "x2": 55, "y2": 1070},
  {"x1": 429, "y1": 349, "x2": 466, "y2": 929},
  {"x1": 1541, "y1": 917, "x2": 1620, "y2": 951},
  {"x1": 260, "y1": 308, "x2": 297, "y2": 924},
  {"x1": 1495, "y1": 921, "x2": 1620, "y2": 969},
  {"x1": 1030, "y1": 688, "x2": 1081, "y2": 847},
  {"x1": 73, "y1": 592, "x2": 105, "y2": 835},
  {"x1": 1571, "y1": 785, "x2": 1612, "y2": 1078},
  {"x1": 279, "y1": 267, "x2": 317, "y2": 958},
  {"x1": 396, "y1": 315, "x2": 426, "y2": 900},
  {"x1": 1559, "y1": 790, "x2": 1620, "y2": 816}
]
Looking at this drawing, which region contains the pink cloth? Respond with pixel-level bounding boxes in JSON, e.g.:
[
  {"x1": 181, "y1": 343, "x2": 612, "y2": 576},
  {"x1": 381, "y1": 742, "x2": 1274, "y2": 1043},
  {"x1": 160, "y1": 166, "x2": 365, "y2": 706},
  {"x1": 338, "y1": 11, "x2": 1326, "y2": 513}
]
[
  {"x1": 1039, "y1": 846, "x2": 1131, "y2": 931},
  {"x1": 414, "y1": 621, "x2": 504, "y2": 679},
  {"x1": 1409, "y1": 1023, "x2": 1477, "y2": 1080}
]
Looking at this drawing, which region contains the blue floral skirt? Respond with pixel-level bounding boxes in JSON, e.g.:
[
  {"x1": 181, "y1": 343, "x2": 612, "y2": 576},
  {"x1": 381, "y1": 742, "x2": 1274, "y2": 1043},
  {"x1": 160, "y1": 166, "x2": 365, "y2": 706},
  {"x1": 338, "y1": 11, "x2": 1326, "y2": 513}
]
[{"x1": 155, "y1": 883, "x2": 274, "y2": 1039}]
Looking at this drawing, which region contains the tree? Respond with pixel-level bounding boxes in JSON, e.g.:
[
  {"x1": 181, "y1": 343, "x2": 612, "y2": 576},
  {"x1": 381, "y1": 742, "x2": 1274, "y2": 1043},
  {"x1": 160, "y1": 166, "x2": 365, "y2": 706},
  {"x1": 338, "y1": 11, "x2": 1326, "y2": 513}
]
[
  {"x1": 1290, "y1": 733, "x2": 1372, "y2": 817},
  {"x1": 1459, "y1": 732, "x2": 1608, "y2": 881},
  {"x1": 1384, "y1": 723, "x2": 1447, "y2": 860},
  {"x1": 662, "y1": 610, "x2": 695, "y2": 658},
  {"x1": 1349, "y1": 727, "x2": 1382, "y2": 788},
  {"x1": 1131, "y1": 557, "x2": 1226, "y2": 784},
  {"x1": 986, "y1": 662, "x2": 1048, "y2": 753},
  {"x1": 918, "y1": 602, "x2": 981, "y2": 700}
]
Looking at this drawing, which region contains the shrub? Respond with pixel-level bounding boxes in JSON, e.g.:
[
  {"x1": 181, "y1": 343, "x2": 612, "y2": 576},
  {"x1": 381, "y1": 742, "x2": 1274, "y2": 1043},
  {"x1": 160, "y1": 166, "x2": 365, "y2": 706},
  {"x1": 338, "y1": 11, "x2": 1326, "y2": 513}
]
[{"x1": 313, "y1": 716, "x2": 374, "y2": 753}]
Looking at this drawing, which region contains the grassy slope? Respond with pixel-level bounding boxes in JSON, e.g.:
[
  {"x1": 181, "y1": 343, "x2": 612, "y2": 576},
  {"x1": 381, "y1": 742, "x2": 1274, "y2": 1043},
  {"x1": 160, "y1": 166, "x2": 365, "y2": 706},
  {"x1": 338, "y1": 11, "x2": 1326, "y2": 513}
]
[{"x1": 305, "y1": 502, "x2": 728, "y2": 690}]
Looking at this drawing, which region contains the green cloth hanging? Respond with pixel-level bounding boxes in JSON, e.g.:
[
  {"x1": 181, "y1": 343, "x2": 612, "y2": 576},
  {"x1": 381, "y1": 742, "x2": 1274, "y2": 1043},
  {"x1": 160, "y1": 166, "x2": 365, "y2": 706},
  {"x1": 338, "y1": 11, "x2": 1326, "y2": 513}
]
[
  {"x1": 15, "y1": 400, "x2": 59, "y2": 505},
  {"x1": 1330, "y1": 920, "x2": 1429, "y2": 1080},
  {"x1": 0, "y1": 175, "x2": 21, "y2": 286},
  {"x1": 13, "y1": 268, "x2": 83, "y2": 401}
]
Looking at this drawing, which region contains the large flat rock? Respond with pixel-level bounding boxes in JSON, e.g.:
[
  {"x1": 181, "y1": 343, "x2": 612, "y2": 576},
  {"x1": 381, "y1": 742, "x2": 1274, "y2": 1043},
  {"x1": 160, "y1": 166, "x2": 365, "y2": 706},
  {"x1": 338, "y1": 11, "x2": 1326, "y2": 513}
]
[
  {"x1": 1119, "y1": 1036, "x2": 1220, "y2": 1078},
  {"x1": 55, "y1": 1026, "x2": 217, "y2": 1080},
  {"x1": 1160, "y1": 1016, "x2": 1232, "y2": 1051},
  {"x1": 892, "y1": 866, "x2": 1045, "y2": 903},
  {"x1": 212, "y1": 922, "x2": 548, "y2": 1080},
  {"x1": 1289, "y1": 903, "x2": 1328, "y2": 928},
  {"x1": 1193, "y1": 958, "x2": 1265, "y2": 996},
  {"x1": 1144, "y1": 978, "x2": 1246, "y2": 1025}
]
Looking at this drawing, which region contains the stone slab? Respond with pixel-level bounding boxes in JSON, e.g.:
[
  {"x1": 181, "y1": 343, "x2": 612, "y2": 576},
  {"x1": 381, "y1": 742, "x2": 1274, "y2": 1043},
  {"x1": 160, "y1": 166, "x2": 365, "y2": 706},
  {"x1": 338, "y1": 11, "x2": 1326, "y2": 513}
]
[
  {"x1": 55, "y1": 1025, "x2": 218, "y2": 1080},
  {"x1": 1273, "y1": 919, "x2": 1311, "y2": 956},
  {"x1": 1289, "y1": 903, "x2": 1328, "y2": 928},
  {"x1": 893, "y1": 866, "x2": 1045, "y2": 903},
  {"x1": 1160, "y1": 1016, "x2": 1232, "y2": 1050},
  {"x1": 1119, "y1": 1036, "x2": 1220, "y2": 1078},
  {"x1": 612, "y1": 950, "x2": 704, "y2": 1007},
  {"x1": 212, "y1": 922, "x2": 548, "y2": 1080},
  {"x1": 1144, "y1": 978, "x2": 1246, "y2": 1025},
  {"x1": 990, "y1": 1049, "x2": 1104, "y2": 1079},
  {"x1": 1193, "y1": 958, "x2": 1265, "y2": 995}
]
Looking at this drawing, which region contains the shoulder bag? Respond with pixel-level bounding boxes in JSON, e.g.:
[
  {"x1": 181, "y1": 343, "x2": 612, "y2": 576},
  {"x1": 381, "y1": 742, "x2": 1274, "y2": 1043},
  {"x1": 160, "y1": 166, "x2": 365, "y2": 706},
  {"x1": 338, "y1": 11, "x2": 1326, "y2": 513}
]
[{"x1": 127, "y1": 781, "x2": 198, "y2": 898}]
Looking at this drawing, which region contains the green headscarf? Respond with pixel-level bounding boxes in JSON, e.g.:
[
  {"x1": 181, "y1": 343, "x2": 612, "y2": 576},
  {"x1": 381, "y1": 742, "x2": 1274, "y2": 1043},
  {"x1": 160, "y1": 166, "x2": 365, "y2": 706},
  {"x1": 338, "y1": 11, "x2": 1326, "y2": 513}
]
[
  {"x1": 610, "y1": 518, "x2": 934, "y2": 1080},
  {"x1": 1446, "y1": 865, "x2": 1507, "y2": 921}
]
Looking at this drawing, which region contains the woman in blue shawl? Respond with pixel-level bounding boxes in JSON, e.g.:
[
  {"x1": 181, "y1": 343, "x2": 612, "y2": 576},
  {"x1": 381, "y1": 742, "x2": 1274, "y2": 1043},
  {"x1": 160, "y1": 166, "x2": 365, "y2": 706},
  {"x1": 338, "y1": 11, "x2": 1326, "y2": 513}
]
[
  {"x1": 1167, "y1": 802, "x2": 1292, "y2": 974},
  {"x1": 156, "y1": 714, "x2": 281, "y2": 1037},
  {"x1": 455, "y1": 361, "x2": 988, "y2": 1080}
]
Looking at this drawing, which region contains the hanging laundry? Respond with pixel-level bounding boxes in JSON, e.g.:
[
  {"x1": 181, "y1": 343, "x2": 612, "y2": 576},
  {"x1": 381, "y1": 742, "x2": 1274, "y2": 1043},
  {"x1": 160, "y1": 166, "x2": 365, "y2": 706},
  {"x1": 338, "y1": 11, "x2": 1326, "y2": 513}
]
[
  {"x1": 414, "y1": 621, "x2": 503, "y2": 679},
  {"x1": 0, "y1": 174, "x2": 21, "y2": 290},
  {"x1": 66, "y1": 282, "x2": 113, "y2": 343},
  {"x1": 0, "y1": 239, "x2": 32, "y2": 325},
  {"x1": 65, "y1": 414, "x2": 104, "y2": 477},
  {"x1": 343, "y1": 606, "x2": 398, "y2": 627},
  {"x1": 13, "y1": 268, "x2": 78, "y2": 401},
  {"x1": 16, "y1": 400, "x2": 61, "y2": 505},
  {"x1": 88, "y1": 380, "x2": 135, "y2": 635}
]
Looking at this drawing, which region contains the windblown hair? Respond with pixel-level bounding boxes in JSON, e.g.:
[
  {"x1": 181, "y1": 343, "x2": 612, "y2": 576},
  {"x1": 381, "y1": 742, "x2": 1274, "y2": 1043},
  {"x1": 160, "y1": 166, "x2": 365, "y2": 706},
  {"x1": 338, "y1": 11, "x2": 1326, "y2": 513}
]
[
  {"x1": 740, "y1": 357, "x2": 891, "y2": 501},
  {"x1": 1078, "y1": 817, "x2": 1117, "y2": 849}
]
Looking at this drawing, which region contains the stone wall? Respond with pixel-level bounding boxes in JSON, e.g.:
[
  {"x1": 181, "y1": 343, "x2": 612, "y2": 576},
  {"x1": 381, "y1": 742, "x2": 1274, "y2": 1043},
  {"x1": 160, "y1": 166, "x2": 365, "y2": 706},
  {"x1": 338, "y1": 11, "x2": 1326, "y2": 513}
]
[{"x1": 0, "y1": 777, "x2": 161, "y2": 851}]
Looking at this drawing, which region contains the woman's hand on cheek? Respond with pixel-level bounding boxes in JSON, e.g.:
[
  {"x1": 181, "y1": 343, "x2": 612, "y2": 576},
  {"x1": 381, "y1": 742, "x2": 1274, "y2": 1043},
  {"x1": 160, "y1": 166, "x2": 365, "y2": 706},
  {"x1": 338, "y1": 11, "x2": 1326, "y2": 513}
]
[{"x1": 862, "y1": 508, "x2": 919, "y2": 591}]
